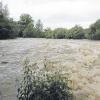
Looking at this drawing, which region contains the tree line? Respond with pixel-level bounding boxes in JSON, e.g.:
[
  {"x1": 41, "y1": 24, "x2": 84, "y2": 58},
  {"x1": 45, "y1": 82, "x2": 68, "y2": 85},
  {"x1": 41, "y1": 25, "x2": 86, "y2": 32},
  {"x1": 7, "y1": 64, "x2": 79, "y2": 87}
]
[{"x1": 0, "y1": 1, "x2": 100, "y2": 40}]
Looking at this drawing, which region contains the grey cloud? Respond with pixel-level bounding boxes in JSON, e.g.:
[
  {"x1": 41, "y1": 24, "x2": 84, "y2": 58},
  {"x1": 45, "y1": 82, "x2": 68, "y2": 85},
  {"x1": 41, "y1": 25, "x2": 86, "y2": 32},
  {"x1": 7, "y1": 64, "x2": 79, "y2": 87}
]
[
  {"x1": 4, "y1": 0, "x2": 100, "y2": 29},
  {"x1": 45, "y1": 13, "x2": 100, "y2": 23}
]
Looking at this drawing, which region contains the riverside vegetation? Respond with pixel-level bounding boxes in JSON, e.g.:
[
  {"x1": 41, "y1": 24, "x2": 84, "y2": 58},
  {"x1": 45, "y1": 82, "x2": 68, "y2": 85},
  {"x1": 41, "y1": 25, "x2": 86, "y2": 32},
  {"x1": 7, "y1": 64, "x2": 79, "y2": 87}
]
[
  {"x1": 0, "y1": 1, "x2": 100, "y2": 40},
  {"x1": 17, "y1": 59, "x2": 74, "y2": 100}
]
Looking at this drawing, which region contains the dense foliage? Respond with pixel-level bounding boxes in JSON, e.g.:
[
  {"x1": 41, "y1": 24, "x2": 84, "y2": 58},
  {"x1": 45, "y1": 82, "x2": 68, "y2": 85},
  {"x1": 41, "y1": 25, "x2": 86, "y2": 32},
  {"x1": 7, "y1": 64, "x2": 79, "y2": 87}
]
[
  {"x1": 17, "y1": 59, "x2": 74, "y2": 100},
  {"x1": 0, "y1": 1, "x2": 100, "y2": 40},
  {"x1": 0, "y1": 2, "x2": 11, "y2": 39},
  {"x1": 67, "y1": 25, "x2": 85, "y2": 39},
  {"x1": 52, "y1": 28, "x2": 67, "y2": 39},
  {"x1": 85, "y1": 19, "x2": 100, "y2": 40}
]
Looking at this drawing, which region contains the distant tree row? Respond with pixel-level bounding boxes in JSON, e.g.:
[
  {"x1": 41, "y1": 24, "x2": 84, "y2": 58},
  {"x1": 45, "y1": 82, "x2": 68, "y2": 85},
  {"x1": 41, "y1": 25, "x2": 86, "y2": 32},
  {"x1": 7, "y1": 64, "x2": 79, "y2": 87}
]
[
  {"x1": 0, "y1": 1, "x2": 100, "y2": 40},
  {"x1": 44, "y1": 22, "x2": 100, "y2": 40},
  {"x1": 44, "y1": 26, "x2": 85, "y2": 39}
]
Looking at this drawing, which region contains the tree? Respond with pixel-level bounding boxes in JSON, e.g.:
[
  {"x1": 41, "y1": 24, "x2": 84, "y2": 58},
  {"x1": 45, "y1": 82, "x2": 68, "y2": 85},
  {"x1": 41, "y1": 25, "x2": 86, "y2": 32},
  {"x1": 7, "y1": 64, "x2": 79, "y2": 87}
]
[
  {"x1": 0, "y1": 1, "x2": 13, "y2": 39},
  {"x1": 35, "y1": 19, "x2": 43, "y2": 37},
  {"x1": 68, "y1": 25, "x2": 85, "y2": 39},
  {"x1": 19, "y1": 14, "x2": 34, "y2": 37},
  {"x1": 0, "y1": 1, "x2": 3, "y2": 16},
  {"x1": 23, "y1": 22, "x2": 36, "y2": 37},
  {"x1": 8, "y1": 18, "x2": 20, "y2": 38},
  {"x1": 84, "y1": 28, "x2": 90, "y2": 39},
  {"x1": 0, "y1": 28, "x2": 10, "y2": 39},
  {"x1": 52, "y1": 28, "x2": 67, "y2": 39},
  {"x1": 87, "y1": 19, "x2": 100, "y2": 40},
  {"x1": 3, "y1": 5, "x2": 9, "y2": 18},
  {"x1": 44, "y1": 28, "x2": 53, "y2": 38}
]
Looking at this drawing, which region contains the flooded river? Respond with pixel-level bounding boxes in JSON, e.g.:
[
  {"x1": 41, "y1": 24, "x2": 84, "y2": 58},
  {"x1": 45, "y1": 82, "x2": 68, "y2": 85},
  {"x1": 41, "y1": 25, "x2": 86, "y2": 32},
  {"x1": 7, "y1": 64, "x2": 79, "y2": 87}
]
[{"x1": 0, "y1": 38, "x2": 100, "y2": 100}]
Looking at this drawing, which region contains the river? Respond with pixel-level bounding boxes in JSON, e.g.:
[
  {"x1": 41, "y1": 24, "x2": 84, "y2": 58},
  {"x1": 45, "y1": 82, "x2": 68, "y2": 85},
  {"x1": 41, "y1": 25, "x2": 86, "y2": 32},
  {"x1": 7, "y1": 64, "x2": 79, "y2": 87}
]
[{"x1": 0, "y1": 38, "x2": 100, "y2": 100}]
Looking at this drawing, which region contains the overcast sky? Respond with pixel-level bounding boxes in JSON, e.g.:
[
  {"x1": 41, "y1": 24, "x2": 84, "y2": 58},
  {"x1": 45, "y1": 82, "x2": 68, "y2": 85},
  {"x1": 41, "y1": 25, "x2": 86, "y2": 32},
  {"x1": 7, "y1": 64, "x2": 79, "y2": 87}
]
[{"x1": 3, "y1": 0, "x2": 100, "y2": 29}]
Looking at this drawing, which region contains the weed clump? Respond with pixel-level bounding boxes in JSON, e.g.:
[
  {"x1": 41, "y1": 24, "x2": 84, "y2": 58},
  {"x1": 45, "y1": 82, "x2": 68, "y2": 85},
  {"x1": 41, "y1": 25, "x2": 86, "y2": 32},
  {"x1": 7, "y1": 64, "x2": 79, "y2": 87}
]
[{"x1": 17, "y1": 59, "x2": 73, "y2": 100}]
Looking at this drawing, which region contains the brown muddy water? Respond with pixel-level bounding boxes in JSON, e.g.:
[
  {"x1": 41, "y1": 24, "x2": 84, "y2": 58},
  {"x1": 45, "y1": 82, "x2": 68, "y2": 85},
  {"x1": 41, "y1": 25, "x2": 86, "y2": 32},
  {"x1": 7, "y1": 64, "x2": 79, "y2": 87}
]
[{"x1": 0, "y1": 38, "x2": 100, "y2": 100}]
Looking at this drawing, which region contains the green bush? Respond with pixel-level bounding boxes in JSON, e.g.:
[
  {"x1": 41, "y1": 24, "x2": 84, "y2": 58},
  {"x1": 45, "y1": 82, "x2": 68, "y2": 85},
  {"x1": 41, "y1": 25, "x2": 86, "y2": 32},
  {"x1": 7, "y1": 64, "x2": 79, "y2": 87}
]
[
  {"x1": 44, "y1": 28, "x2": 53, "y2": 38},
  {"x1": 52, "y1": 28, "x2": 67, "y2": 39},
  {"x1": 86, "y1": 20, "x2": 100, "y2": 40},
  {"x1": 17, "y1": 59, "x2": 73, "y2": 100},
  {"x1": 68, "y1": 25, "x2": 85, "y2": 39},
  {"x1": 23, "y1": 23, "x2": 36, "y2": 38}
]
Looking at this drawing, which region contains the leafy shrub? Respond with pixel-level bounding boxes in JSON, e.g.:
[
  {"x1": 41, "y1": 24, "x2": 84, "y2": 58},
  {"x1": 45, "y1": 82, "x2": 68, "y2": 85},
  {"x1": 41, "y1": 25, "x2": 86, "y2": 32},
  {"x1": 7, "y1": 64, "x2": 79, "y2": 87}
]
[
  {"x1": 17, "y1": 59, "x2": 73, "y2": 100},
  {"x1": 86, "y1": 20, "x2": 100, "y2": 40},
  {"x1": 52, "y1": 28, "x2": 67, "y2": 39},
  {"x1": 44, "y1": 28, "x2": 53, "y2": 38},
  {"x1": 0, "y1": 28, "x2": 10, "y2": 39},
  {"x1": 23, "y1": 23, "x2": 36, "y2": 38},
  {"x1": 67, "y1": 25, "x2": 85, "y2": 39}
]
